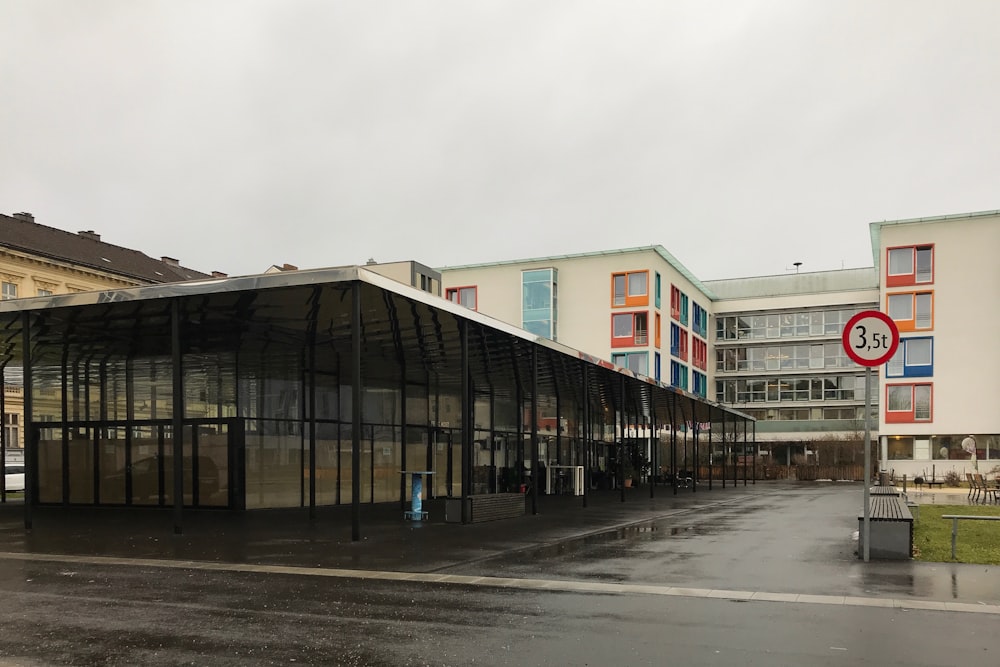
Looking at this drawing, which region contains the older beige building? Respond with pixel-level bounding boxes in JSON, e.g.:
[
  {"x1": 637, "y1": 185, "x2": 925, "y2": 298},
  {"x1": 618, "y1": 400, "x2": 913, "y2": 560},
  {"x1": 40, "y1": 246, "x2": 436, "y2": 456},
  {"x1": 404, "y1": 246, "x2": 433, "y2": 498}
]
[{"x1": 2, "y1": 211, "x2": 217, "y2": 460}]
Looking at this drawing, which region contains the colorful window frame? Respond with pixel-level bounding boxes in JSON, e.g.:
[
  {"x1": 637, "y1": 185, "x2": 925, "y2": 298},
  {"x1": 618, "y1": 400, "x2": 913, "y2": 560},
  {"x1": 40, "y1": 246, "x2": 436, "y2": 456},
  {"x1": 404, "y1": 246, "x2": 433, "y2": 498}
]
[
  {"x1": 611, "y1": 271, "x2": 649, "y2": 308},
  {"x1": 670, "y1": 323, "x2": 680, "y2": 357},
  {"x1": 654, "y1": 352, "x2": 661, "y2": 382},
  {"x1": 692, "y1": 338, "x2": 707, "y2": 370},
  {"x1": 886, "y1": 337, "x2": 933, "y2": 378},
  {"x1": 680, "y1": 293, "x2": 689, "y2": 326},
  {"x1": 612, "y1": 351, "x2": 649, "y2": 376},
  {"x1": 886, "y1": 244, "x2": 934, "y2": 287},
  {"x1": 692, "y1": 302, "x2": 707, "y2": 338},
  {"x1": 670, "y1": 285, "x2": 681, "y2": 320},
  {"x1": 611, "y1": 311, "x2": 649, "y2": 348},
  {"x1": 692, "y1": 371, "x2": 707, "y2": 398},
  {"x1": 886, "y1": 291, "x2": 933, "y2": 332},
  {"x1": 885, "y1": 383, "x2": 932, "y2": 423},
  {"x1": 678, "y1": 329, "x2": 689, "y2": 361},
  {"x1": 655, "y1": 313, "x2": 661, "y2": 349},
  {"x1": 670, "y1": 361, "x2": 688, "y2": 390},
  {"x1": 445, "y1": 286, "x2": 477, "y2": 310},
  {"x1": 655, "y1": 272, "x2": 661, "y2": 309}
]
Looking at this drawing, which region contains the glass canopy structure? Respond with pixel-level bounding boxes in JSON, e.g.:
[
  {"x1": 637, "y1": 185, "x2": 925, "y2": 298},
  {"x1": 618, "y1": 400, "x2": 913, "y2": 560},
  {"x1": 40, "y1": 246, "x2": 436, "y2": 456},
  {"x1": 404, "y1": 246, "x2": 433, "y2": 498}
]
[{"x1": 0, "y1": 266, "x2": 753, "y2": 538}]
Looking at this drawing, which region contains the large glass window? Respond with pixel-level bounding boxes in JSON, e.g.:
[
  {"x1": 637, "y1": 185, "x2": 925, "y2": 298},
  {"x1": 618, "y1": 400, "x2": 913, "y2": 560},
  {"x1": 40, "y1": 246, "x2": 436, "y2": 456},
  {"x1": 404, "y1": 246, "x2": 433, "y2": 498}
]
[
  {"x1": 523, "y1": 269, "x2": 557, "y2": 340},
  {"x1": 1, "y1": 282, "x2": 16, "y2": 300}
]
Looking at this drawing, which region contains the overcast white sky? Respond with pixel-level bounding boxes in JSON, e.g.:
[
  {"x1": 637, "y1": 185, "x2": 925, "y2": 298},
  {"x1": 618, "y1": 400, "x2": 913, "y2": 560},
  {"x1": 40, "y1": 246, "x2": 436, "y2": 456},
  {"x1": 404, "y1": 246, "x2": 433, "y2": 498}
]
[{"x1": 2, "y1": 1, "x2": 998, "y2": 280}]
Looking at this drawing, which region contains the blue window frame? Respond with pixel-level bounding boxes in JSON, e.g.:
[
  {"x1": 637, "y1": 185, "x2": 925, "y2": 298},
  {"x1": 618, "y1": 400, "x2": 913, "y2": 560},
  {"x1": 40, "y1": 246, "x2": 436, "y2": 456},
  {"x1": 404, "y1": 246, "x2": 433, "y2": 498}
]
[
  {"x1": 693, "y1": 371, "x2": 707, "y2": 398},
  {"x1": 654, "y1": 352, "x2": 661, "y2": 382},
  {"x1": 886, "y1": 337, "x2": 933, "y2": 378},
  {"x1": 692, "y1": 302, "x2": 707, "y2": 338},
  {"x1": 670, "y1": 323, "x2": 680, "y2": 357},
  {"x1": 670, "y1": 361, "x2": 688, "y2": 390}
]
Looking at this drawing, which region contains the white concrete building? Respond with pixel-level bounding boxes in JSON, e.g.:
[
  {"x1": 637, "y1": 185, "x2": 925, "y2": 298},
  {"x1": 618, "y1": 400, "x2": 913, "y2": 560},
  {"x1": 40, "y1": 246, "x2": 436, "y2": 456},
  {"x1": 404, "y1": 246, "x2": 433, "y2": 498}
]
[
  {"x1": 439, "y1": 209, "x2": 1000, "y2": 478},
  {"x1": 871, "y1": 209, "x2": 1000, "y2": 480}
]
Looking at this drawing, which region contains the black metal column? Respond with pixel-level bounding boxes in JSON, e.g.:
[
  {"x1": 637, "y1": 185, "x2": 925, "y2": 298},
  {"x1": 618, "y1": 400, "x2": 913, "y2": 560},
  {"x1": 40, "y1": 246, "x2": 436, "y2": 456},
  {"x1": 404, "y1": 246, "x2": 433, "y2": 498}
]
[
  {"x1": 460, "y1": 320, "x2": 472, "y2": 524},
  {"x1": 21, "y1": 313, "x2": 33, "y2": 530},
  {"x1": 619, "y1": 374, "x2": 625, "y2": 503},
  {"x1": 690, "y1": 396, "x2": 698, "y2": 493},
  {"x1": 581, "y1": 363, "x2": 589, "y2": 509},
  {"x1": 170, "y1": 299, "x2": 184, "y2": 535},
  {"x1": 530, "y1": 346, "x2": 538, "y2": 515},
  {"x1": 752, "y1": 421, "x2": 757, "y2": 485},
  {"x1": 721, "y1": 409, "x2": 727, "y2": 489},
  {"x1": 708, "y1": 405, "x2": 713, "y2": 491},
  {"x1": 351, "y1": 281, "x2": 362, "y2": 541},
  {"x1": 669, "y1": 394, "x2": 677, "y2": 496}
]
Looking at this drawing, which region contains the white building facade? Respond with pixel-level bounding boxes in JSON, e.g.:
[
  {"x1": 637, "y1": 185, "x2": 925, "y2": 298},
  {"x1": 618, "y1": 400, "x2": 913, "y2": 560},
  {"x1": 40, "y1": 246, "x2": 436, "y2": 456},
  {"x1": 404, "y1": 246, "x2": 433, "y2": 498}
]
[
  {"x1": 439, "y1": 209, "x2": 1000, "y2": 478},
  {"x1": 871, "y1": 210, "x2": 1000, "y2": 480}
]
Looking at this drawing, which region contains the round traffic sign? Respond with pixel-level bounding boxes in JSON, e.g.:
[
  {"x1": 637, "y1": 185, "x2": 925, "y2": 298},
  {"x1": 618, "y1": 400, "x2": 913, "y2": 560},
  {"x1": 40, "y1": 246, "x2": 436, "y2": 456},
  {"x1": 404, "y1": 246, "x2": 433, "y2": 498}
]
[{"x1": 842, "y1": 310, "x2": 900, "y2": 367}]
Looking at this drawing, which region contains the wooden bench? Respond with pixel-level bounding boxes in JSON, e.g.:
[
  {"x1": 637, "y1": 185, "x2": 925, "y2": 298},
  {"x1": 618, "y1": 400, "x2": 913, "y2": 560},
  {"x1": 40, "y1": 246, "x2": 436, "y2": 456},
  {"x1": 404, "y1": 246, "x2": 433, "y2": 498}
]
[
  {"x1": 445, "y1": 493, "x2": 526, "y2": 523},
  {"x1": 858, "y1": 494, "x2": 913, "y2": 559},
  {"x1": 941, "y1": 515, "x2": 1000, "y2": 559}
]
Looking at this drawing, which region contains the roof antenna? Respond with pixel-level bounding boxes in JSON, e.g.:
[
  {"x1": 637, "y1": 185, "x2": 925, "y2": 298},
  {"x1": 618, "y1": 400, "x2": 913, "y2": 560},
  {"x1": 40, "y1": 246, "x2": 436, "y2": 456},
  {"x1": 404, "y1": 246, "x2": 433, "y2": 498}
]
[{"x1": 785, "y1": 262, "x2": 803, "y2": 273}]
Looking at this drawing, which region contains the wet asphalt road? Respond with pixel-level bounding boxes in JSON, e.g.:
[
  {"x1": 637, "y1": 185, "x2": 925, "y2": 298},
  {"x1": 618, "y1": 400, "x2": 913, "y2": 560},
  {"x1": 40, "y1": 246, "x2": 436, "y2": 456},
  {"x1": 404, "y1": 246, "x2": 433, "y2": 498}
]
[{"x1": 0, "y1": 482, "x2": 995, "y2": 665}]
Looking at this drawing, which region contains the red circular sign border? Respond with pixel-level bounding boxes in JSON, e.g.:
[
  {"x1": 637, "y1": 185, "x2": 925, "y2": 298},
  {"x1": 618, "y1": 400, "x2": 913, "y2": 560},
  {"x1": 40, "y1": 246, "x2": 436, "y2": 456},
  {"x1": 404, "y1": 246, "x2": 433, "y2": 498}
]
[{"x1": 842, "y1": 310, "x2": 900, "y2": 367}]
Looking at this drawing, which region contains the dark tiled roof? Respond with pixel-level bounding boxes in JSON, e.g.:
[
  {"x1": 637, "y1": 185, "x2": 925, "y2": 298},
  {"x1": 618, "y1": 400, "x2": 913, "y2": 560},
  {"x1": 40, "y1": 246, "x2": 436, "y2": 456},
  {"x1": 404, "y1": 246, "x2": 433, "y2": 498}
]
[{"x1": 1, "y1": 213, "x2": 214, "y2": 283}]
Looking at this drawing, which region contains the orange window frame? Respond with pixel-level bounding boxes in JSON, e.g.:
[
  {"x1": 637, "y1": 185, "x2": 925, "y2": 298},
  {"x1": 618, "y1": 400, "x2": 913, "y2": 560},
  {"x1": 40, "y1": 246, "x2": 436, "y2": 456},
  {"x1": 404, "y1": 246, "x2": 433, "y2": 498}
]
[
  {"x1": 610, "y1": 271, "x2": 649, "y2": 308},
  {"x1": 655, "y1": 313, "x2": 661, "y2": 349},
  {"x1": 886, "y1": 290, "x2": 934, "y2": 332}
]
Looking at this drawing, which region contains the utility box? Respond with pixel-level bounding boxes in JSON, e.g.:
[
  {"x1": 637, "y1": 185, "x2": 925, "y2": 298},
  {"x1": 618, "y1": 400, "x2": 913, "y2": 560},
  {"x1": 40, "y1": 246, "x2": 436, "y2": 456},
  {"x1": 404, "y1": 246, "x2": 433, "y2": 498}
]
[{"x1": 444, "y1": 498, "x2": 470, "y2": 523}]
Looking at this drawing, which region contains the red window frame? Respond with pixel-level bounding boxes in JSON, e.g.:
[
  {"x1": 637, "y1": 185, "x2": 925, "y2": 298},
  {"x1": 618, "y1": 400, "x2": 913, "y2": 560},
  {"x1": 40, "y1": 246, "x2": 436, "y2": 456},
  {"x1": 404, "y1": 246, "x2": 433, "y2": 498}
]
[
  {"x1": 670, "y1": 285, "x2": 681, "y2": 320},
  {"x1": 692, "y1": 338, "x2": 707, "y2": 370},
  {"x1": 886, "y1": 244, "x2": 934, "y2": 287},
  {"x1": 611, "y1": 311, "x2": 649, "y2": 348},
  {"x1": 885, "y1": 383, "x2": 933, "y2": 423},
  {"x1": 445, "y1": 285, "x2": 478, "y2": 310},
  {"x1": 678, "y1": 329, "x2": 689, "y2": 361}
]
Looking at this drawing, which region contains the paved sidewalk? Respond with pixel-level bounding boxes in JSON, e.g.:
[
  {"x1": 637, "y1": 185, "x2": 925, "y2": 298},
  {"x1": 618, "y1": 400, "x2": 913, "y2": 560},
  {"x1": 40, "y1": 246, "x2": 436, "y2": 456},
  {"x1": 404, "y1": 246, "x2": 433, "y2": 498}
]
[{"x1": 0, "y1": 481, "x2": 996, "y2": 606}]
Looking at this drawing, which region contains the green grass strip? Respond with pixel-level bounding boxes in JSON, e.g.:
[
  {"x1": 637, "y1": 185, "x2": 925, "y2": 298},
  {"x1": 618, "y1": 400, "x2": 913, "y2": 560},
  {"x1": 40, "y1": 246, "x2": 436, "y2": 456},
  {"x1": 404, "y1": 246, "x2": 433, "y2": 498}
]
[{"x1": 913, "y1": 504, "x2": 1000, "y2": 564}]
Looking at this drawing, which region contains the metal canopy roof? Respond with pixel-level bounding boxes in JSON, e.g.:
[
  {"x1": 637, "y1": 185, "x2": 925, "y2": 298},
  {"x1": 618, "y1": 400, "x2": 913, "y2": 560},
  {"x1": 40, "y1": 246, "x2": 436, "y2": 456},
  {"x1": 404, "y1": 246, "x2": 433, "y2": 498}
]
[{"x1": 0, "y1": 265, "x2": 752, "y2": 428}]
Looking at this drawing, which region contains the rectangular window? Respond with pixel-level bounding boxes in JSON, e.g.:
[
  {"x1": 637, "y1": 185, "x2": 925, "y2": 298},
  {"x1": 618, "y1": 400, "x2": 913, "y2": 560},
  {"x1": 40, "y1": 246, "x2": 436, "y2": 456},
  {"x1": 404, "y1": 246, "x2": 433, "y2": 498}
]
[
  {"x1": 680, "y1": 293, "x2": 689, "y2": 326},
  {"x1": 655, "y1": 272, "x2": 661, "y2": 309},
  {"x1": 1, "y1": 282, "x2": 17, "y2": 300},
  {"x1": 37, "y1": 289, "x2": 53, "y2": 297},
  {"x1": 692, "y1": 339, "x2": 707, "y2": 370},
  {"x1": 886, "y1": 383, "x2": 933, "y2": 423},
  {"x1": 886, "y1": 337, "x2": 933, "y2": 378},
  {"x1": 670, "y1": 361, "x2": 688, "y2": 390},
  {"x1": 887, "y1": 291, "x2": 933, "y2": 331},
  {"x1": 612, "y1": 352, "x2": 648, "y2": 376},
  {"x1": 670, "y1": 285, "x2": 680, "y2": 320},
  {"x1": 886, "y1": 244, "x2": 934, "y2": 287},
  {"x1": 655, "y1": 313, "x2": 661, "y2": 349},
  {"x1": 692, "y1": 371, "x2": 707, "y2": 398},
  {"x1": 3, "y1": 413, "x2": 19, "y2": 448},
  {"x1": 611, "y1": 271, "x2": 649, "y2": 307},
  {"x1": 678, "y1": 329, "x2": 688, "y2": 361},
  {"x1": 522, "y1": 269, "x2": 558, "y2": 340},
  {"x1": 611, "y1": 311, "x2": 648, "y2": 347},
  {"x1": 691, "y1": 303, "x2": 708, "y2": 338},
  {"x1": 654, "y1": 352, "x2": 661, "y2": 382},
  {"x1": 670, "y1": 323, "x2": 680, "y2": 356},
  {"x1": 445, "y1": 286, "x2": 477, "y2": 310}
]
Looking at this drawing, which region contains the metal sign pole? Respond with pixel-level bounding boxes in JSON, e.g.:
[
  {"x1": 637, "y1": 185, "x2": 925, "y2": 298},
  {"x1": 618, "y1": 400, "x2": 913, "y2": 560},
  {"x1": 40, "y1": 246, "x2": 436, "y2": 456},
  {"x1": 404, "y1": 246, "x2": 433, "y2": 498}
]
[{"x1": 863, "y1": 366, "x2": 872, "y2": 563}]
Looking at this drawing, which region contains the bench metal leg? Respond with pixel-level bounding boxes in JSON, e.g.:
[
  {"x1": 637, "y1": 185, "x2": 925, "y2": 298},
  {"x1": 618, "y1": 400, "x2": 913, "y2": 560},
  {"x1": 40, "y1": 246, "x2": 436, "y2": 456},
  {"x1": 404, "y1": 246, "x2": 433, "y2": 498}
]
[{"x1": 951, "y1": 517, "x2": 959, "y2": 560}]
